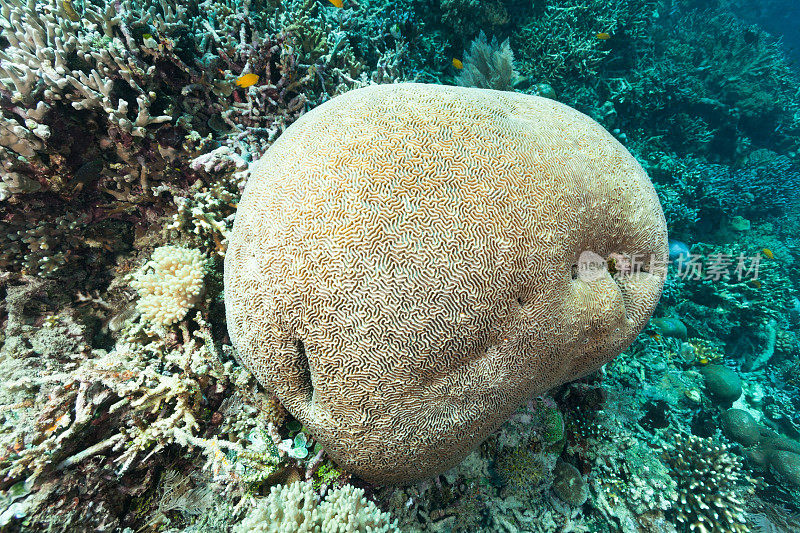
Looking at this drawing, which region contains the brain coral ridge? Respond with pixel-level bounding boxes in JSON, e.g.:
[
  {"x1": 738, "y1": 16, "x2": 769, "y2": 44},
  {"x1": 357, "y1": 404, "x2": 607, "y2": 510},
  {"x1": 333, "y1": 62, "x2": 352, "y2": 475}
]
[{"x1": 225, "y1": 83, "x2": 667, "y2": 484}]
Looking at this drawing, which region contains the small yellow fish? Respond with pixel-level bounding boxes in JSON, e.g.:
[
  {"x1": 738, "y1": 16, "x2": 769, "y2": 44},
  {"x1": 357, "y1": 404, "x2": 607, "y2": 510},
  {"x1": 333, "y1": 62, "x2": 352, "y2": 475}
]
[
  {"x1": 236, "y1": 73, "x2": 259, "y2": 88},
  {"x1": 328, "y1": 0, "x2": 343, "y2": 7},
  {"x1": 762, "y1": 248, "x2": 775, "y2": 260},
  {"x1": 596, "y1": 32, "x2": 611, "y2": 40},
  {"x1": 62, "y1": 0, "x2": 80, "y2": 22},
  {"x1": 452, "y1": 58, "x2": 464, "y2": 69},
  {"x1": 749, "y1": 279, "x2": 762, "y2": 289}
]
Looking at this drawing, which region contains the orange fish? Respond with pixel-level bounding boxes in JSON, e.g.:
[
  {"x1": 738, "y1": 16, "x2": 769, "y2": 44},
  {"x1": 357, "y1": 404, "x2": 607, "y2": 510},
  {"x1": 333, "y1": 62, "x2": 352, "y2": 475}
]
[
  {"x1": 236, "y1": 73, "x2": 259, "y2": 88},
  {"x1": 646, "y1": 331, "x2": 661, "y2": 341},
  {"x1": 328, "y1": 0, "x2": 343, "y2": 7},
  {"x1": 762, "y1": 248, "x2": 775, "y2": 260},
  {"x1": 452, "y1": 58, "x2": 463, "y2": 69},
  {"x1": 596, "y1": 32, "x2": 611, "y2": 40}
]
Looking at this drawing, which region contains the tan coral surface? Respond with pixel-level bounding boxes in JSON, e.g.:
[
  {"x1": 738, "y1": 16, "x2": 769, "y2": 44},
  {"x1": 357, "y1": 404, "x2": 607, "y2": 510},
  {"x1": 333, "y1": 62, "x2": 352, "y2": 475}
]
[{"x1": 224, "y1": 83, "x2": 667, "y2": 484}]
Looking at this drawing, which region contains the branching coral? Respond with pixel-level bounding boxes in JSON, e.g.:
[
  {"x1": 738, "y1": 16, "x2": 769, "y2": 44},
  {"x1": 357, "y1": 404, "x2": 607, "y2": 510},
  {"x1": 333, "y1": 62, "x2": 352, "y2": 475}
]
[
  {"x1": 0, "y1": 0, "x2": 375, "y2": 286},
  {"x1": 662, "y1": 434, "x2": 754, "y2": 533},
  {"x1": 702, "y1": 156, "x2": 800, "y2": 220},
  {"x1": 165, "y1": 171, "x2": 241, "y2": 257},
  {"x1": 0, "y1": 297, "x2": 240, "y2": 529},
  {"x1": 131, "y1": 245, "x2": 207, "y2": 327},
  {"x1": 512, "y1": 0, "x2": 656, "y2": 86},
  {"x1": 233, "y1": 481, "x2": 398, "y2": 533},
  {"x1": 612, "y1": 8, "x2": 800, "y2": 158}
]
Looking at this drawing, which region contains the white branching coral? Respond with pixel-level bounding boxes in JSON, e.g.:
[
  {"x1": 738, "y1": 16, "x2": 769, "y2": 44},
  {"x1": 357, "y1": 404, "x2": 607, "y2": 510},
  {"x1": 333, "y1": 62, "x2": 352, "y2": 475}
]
[
  {"x1": 233, "y1": 481, "x2": 398, "y2": 533},
  {"x1": 131, "y1": 246, "x2": 206, "y2": 327},
  {"x1": 318, "y1": 483, "x2": 398, "y2": 533},
  {"x1": 166, "y1": 176, "x2": 240, "y2": 257},
  {"x1": 662, "y1": 434, "x2": 754, "y2": 533},
  {"x1": 0, "y1": 0, "x2": 171, "y2": 136}
]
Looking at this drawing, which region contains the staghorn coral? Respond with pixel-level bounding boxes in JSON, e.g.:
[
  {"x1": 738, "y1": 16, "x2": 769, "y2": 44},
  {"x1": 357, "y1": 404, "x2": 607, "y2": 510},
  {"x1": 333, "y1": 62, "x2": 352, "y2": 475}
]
[
  {"x1": 662, "y1": 434, "x2": 754, "y2": 533},
  {"x1": 702, "y1": 156, "x2": 800, "y2": 220},
  {"x1": 225, "y1": 82, "x2": 668, "y2": 483},
  {"x1": 512, "y1": 0, "x2": 657, "y2": 86}
]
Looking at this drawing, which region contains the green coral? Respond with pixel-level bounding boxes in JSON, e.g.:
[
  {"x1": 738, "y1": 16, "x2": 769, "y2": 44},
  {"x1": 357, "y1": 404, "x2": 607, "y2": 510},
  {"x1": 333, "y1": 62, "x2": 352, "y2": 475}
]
[
  {"x1": 313, "y1": 462, "x2": 343, "y2": 491},
  {"x1": 235, "y1": 427, "x2": 285, "y2": 486},
  {"x1": 512, "y1": 0, "x2": 656, "y2": 86},
  {"x1": 540, "y1": 402, "x2": 565, "y2": 446}
]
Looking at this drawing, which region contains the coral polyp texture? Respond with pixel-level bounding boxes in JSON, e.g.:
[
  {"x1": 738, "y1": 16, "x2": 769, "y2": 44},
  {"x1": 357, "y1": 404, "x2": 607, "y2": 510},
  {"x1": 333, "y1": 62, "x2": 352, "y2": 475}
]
[
  {"x1": 132, "y1": 245, "x2": 207, "y2": 327},
  {"x1": 224, "y1": 83, "x2": 668, "y2": 484}
]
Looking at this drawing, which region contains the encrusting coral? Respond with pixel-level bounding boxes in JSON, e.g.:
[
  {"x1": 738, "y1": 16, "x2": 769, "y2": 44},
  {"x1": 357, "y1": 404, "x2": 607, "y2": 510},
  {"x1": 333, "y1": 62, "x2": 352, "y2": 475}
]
[{"x1": 225, "y1": 82, "x2": 668, "y2": 484}]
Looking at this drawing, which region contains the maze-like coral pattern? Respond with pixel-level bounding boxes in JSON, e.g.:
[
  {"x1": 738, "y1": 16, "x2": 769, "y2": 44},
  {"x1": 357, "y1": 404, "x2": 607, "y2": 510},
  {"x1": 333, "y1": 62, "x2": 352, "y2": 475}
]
[{"x1": 225, "y1": 83, "x2": 667, "y2": 483}]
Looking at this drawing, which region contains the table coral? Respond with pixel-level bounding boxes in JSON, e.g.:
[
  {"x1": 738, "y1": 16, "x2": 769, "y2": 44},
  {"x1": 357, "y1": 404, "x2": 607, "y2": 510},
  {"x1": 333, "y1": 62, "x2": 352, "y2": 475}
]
[{"x1": 225, "y1": 83, "x2": 668, "y2": 484}]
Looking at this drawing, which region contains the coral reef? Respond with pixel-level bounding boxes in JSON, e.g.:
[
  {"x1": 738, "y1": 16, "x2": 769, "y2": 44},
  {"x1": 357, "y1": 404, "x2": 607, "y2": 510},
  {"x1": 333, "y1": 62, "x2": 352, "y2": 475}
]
[
  {"x1": 703, "y1": 156, "x2": 800, "y2": 220},
  {"x1": 131, "y1": 245, "x2": 207, "y2": 327},
  {"x1": 0, "y1": 0, "x2": 387, "y2": 283},
  {"x1": 662, "y1": 434, "x2": 754, "y2": 533},
  {"x1": 512, "y1": 0, "x2": 657, "y2": 87},
  {"x1": 0, "y1": 0, "x2": 799, "y2": 529}
]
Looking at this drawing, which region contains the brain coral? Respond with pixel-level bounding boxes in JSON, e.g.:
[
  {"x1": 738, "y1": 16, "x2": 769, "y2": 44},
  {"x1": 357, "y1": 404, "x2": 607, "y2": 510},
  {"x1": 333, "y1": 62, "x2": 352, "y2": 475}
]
[{"x1": 224, "y1": 83, "x2": 667, "y2": 484}]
